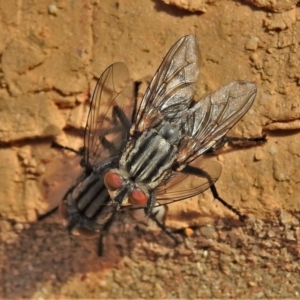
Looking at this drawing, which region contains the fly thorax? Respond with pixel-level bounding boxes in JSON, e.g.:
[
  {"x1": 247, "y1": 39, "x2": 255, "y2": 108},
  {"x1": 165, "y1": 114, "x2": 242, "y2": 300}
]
[
  {"x1": 119, "y1": 127, "x2": 179, "y2": 189},
  {"x1": 156, "y1": 121, "x2": 181, "y2": 144}
]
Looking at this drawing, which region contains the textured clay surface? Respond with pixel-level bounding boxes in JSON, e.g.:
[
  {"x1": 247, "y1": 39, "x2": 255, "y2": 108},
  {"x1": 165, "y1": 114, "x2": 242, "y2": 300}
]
[
  {"x1": 1, "y1": 0, "x2": 300, "y2": 299},
  {"x1": 244, "y1": 0, "x2": 300, "y2": 12}
]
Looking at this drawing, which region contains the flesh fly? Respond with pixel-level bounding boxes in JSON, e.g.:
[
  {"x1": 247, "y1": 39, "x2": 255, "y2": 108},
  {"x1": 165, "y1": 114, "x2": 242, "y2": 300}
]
[{"x1": 59, "y1": 35, "x2": 261, "y2": 244}]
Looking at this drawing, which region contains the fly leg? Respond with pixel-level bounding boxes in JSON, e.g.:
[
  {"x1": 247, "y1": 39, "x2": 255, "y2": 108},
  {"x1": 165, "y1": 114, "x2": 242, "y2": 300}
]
[
  {"x1": 145, "y1": 191, "x2": 180, "y2": 245},
  {"x1": 112, "y1": 105, "x2": 132, "y2": 130},
  {"x1": 51, "y1": 141, "x2": 90, "y2": 170},
  {"x1": 145, "y1": 190, "x2": 156, "y2": 216},
  {"x1": 100, "y1": 135, "x2": 118, "y2": 156},
  {"x1": 131, "y1": 81, "x2": 142, "y2": 123},
  {"x1": 208, "y1": 184, "x2": 246, "y2": 221},
  {"x1": 148, "y1": 207, "x2": 180, "y2": 245},
  {"x1": 109, "y1": 81, "x2": 141, "y2": 129},
  {"x1": 208, "y1": 134, "x2": 267, "y2": 152},
  {"x1": 51, "y1": 141, "x2": 84, "y2": 156},
  {"x1": 99, "y1": 104, "x2": 133, "y2": 154},
  {"x1": 182, "y1": 165, "x2": 246, "y2": 221},
  {"x1": 223, "y1": 134, "x2": 267, "y2": 144},
  {"x1": 97, "y1": 211, "x2": 118, "y2": 256},
  {"x1": 37, "y1": 206, "x2": 59, "y2": 221}
]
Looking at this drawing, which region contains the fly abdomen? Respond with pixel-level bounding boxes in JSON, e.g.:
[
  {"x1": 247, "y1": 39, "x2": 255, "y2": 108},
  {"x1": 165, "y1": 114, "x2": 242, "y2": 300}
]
[
  {"x1": 69, "y1": 173, "x2": 110, "y2": 220},
  {"x1": 75, "y1": 175, "x2": 101, "y2": 209},
  {"x1": 84, "y1": 187, "x2": 110, "y2": 219}
]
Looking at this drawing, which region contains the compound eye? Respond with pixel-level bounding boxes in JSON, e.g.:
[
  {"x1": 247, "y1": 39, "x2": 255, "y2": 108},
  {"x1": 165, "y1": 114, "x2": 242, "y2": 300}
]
[
  {"x1": 128, "y1": 190, "x2": 148, "y2": 206},
  {"x1": 104, "y1": 172, "x2": 123, "y2": 191}
]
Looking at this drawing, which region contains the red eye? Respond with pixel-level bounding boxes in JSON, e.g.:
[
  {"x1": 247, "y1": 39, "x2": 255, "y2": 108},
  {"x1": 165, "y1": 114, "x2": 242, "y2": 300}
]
[
  {"x1": 104, "y1": 171, "x2": 123, "y2": 191},
  {"x1": 128, "y1": 190, "x2": 148, "y2": 206}
]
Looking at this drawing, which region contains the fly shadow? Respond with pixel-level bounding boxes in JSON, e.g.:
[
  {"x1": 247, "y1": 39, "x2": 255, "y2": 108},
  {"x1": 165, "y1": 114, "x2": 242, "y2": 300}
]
[{"x1": 2, "y1": 186, "x2": 299, "y2": 299}]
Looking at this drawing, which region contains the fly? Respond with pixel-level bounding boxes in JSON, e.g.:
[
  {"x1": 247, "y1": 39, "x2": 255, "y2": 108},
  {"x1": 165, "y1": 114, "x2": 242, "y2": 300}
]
[
  {"x1": 100, "y1": 35, "x2": 264, "y2": 220},
  {"x1": 58, "y1": 35, "x2": 265, "y2": 251}
]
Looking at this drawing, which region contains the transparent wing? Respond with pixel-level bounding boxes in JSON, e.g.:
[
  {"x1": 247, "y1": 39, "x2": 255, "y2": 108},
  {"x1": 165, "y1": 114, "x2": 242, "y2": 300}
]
[
  {"x1": 177, "y1": 81, "x2": 257, "y2": 166},
  {"x1": 115, "y1": 160, "x2": 221, "y2": 212},
  {"x1": 132, "y1": 35, "x2": 200, "y2": 132},
  {"x1": 84, "y1": 62, "x2": 134, "y2": 167},
  {"x1": 155, "y1": 160, "x2": 222, "y2": 205}
]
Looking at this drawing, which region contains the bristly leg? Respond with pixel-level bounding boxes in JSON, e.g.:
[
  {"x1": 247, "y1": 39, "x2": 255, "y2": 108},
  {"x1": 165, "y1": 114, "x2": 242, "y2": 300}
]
[
  {"x1": 209, "y1": 184, "x2": 246, "y2": 221},
  {"x1": 148, "y1": 209, "x2": 180, "y2": 246},
  {"x1": 97, "y1": 211, "x2": 118, "y2": 256},
  {"x1": 131, "y1": 81, "x2": 142, "y2": 124},
  {"x1": 100, "y1": 135, "x2": 118, "y2": 155},
  {"x1": 112, "y1": 105, "x2": 132, "y2": 130},
  {"x1": 37, "y1": 206, "x2": 59, "y2": 221},
  {"x1": 52, "y1": 141, "x2": 84, "y2": 155},
  {"x1": 182, "y1": 165, "x2": 246, "y2": 221},
  {"x1": 208, "y1": 134, "x2": 267, "y2": 153}
]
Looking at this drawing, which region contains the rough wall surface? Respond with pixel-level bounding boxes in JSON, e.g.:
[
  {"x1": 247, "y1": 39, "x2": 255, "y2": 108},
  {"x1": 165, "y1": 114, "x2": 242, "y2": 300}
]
[{"x1": 1, "y1": 0, "x2": 299, "y2": 298}]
